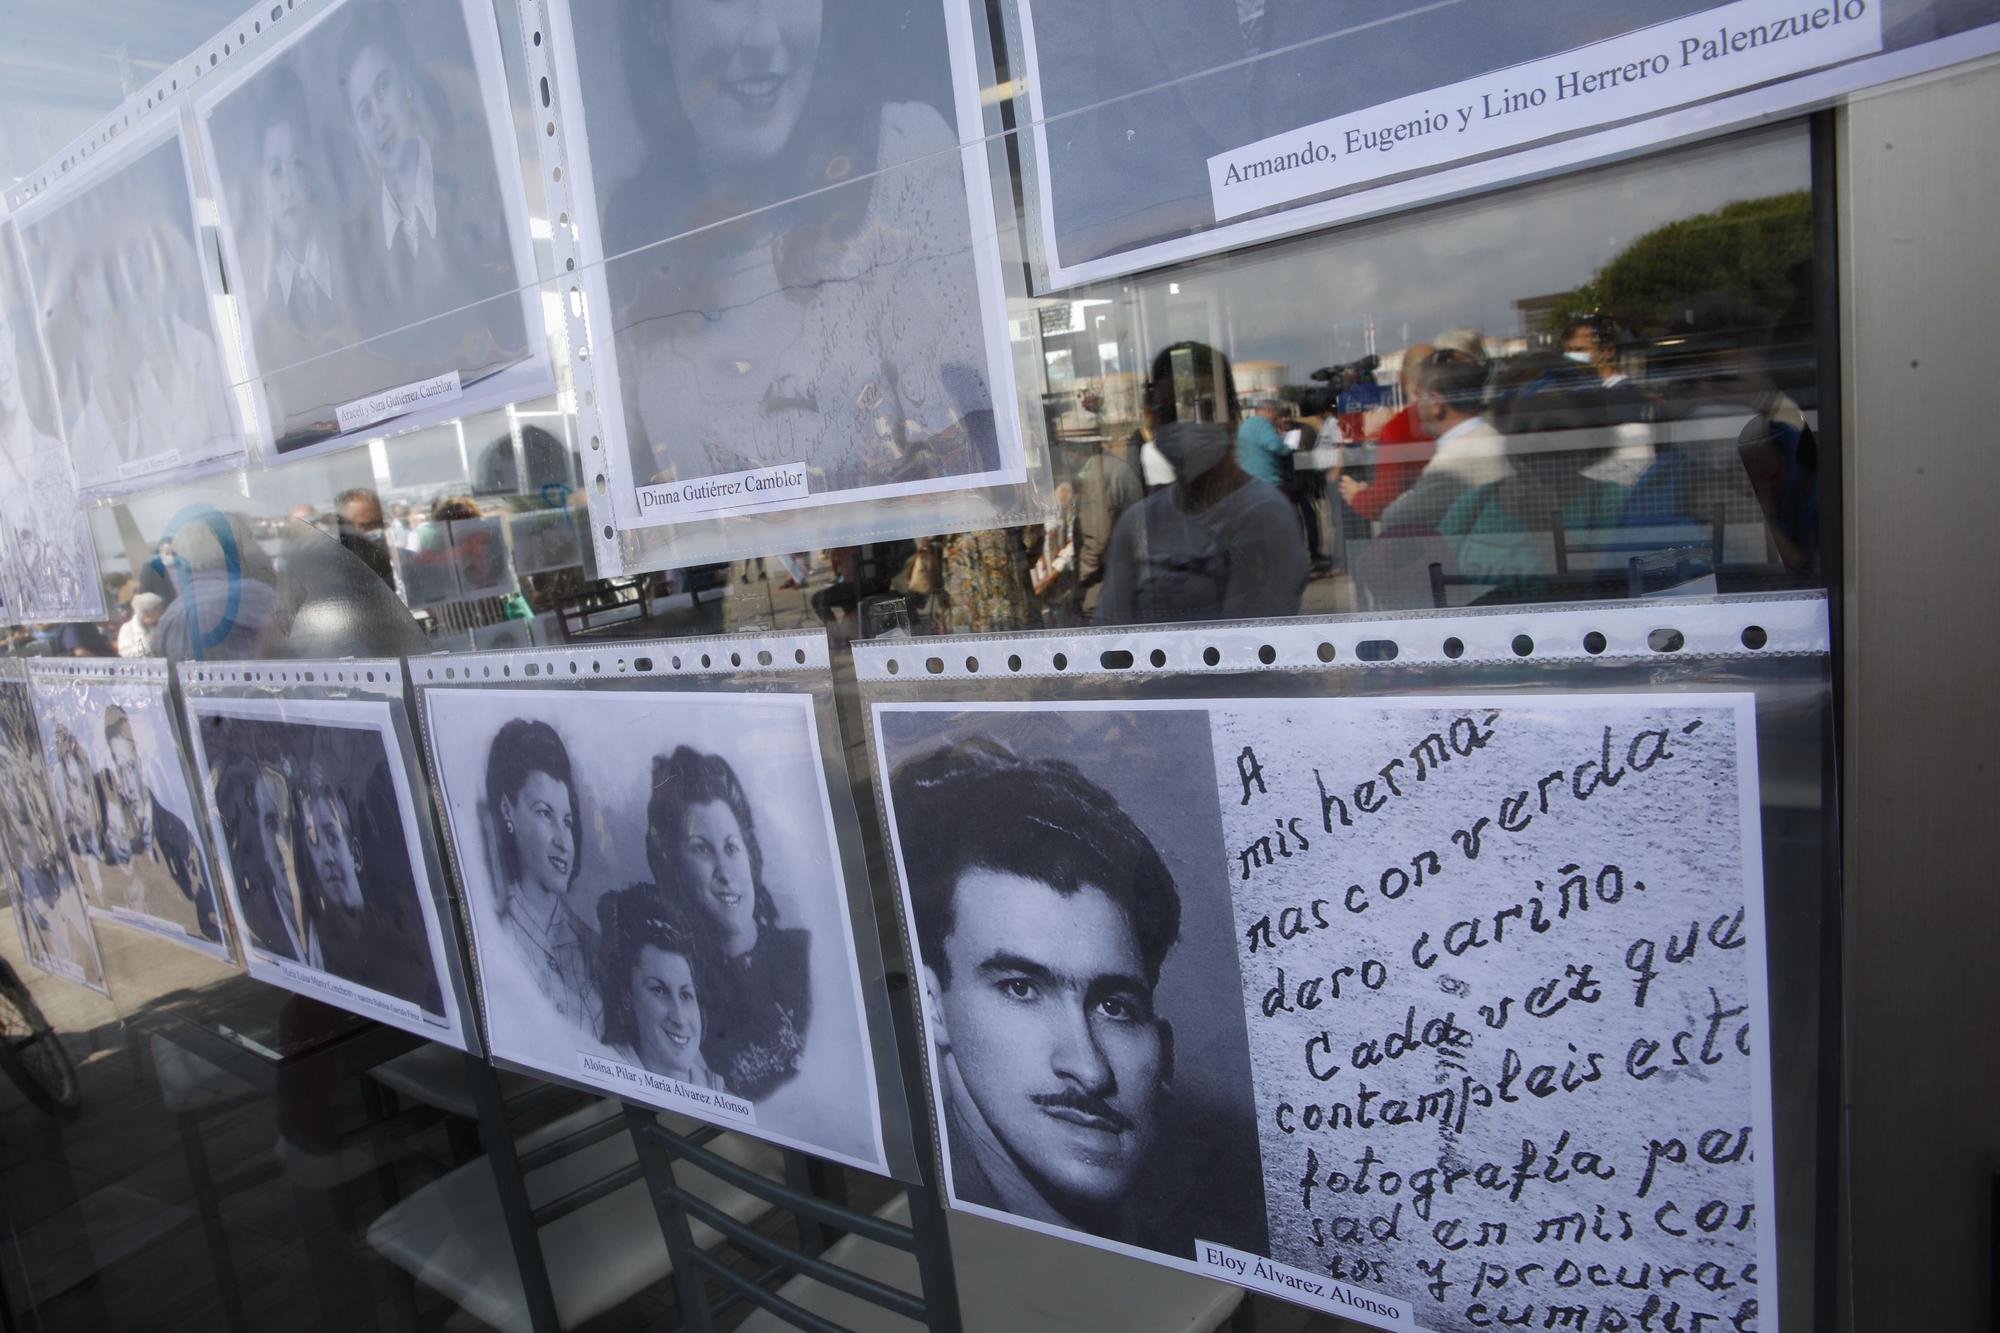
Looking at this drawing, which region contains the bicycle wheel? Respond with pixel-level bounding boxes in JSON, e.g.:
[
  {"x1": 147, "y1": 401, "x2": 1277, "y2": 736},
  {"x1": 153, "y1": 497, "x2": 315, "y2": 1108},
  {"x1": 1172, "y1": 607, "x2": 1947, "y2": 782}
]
[{"x1": 0, "y1": 963, "x2": 79, "y2": 1117}]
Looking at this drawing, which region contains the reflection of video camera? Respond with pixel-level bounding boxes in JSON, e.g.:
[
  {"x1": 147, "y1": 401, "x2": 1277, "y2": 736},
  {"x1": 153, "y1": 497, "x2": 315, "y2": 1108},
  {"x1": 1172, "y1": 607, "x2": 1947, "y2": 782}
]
[
  {"x1": 1309, "y1": 354, "x2": 1382, "y2": 394},
  {"x1": 1293, "y1": 385, "x2": 1336, "y2": 419}
]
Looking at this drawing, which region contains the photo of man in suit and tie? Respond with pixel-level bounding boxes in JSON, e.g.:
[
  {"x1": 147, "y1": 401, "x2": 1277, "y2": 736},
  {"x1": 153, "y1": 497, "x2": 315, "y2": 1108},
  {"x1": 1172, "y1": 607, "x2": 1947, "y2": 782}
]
[{"x1": 197, "y1": 0, "x2": 542, "y2": 457}]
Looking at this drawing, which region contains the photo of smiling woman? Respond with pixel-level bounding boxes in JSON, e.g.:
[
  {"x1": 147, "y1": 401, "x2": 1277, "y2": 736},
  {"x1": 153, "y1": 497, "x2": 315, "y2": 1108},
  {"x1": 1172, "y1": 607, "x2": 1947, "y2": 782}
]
[
  {"x1": 422, "y1": 684, "x2": 888, "y2": 1169},
  {"x1": 644, "y1": 745, "x2": 810, "y2": 1099},
  {"x1": 596, "y1": 887, "x2": 727, "y2": 1092},
  {"x1": 485, "y1": 719, "x2": 600, "y2": 1037},
  {"x1": 556, "y1": 0, "x2": 1020, "y2": 527}
]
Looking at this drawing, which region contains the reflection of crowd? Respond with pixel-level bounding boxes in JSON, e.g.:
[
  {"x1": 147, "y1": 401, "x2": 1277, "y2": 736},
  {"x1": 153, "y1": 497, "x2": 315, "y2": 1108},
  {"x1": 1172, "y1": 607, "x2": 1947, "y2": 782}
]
[
  {"x1": 1324, "y1": 301, "x2": 1817, "y2": 608},
  {"x1": 208, "y1": 720, "x2": 441, "y2": 1012},
  {"x1": 483, "y1": 724, "x2": 810, "y2": 1100}
]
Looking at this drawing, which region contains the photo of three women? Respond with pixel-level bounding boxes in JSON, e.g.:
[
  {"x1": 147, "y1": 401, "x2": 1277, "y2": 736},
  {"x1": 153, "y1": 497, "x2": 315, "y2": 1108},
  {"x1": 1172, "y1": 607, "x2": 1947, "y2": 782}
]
[{"x1": 482, "y1": 721, "x2": 810, "y2": 1100}]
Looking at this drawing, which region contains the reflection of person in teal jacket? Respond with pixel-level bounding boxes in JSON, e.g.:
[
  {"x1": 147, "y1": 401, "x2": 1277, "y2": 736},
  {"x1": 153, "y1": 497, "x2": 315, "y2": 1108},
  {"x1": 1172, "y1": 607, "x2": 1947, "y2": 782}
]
[
  {"x1": 1233, "y1": 399, "x2": 1291, "y2": 487},
  {"x1": 1439, "y1": 357, "x2": 1628, "y2": 603}
]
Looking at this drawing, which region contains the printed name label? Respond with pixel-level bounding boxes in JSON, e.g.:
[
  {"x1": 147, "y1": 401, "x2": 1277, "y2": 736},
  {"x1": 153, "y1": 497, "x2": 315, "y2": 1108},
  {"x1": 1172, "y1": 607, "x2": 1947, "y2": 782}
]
[
  {"x1": 117, "y1": 450, "x2": 184, "y2": 480},
  {"x1": 1209, "y1": 0, "x2": 1881, "y2": 219},
  {"x1": 1197, "y1": 1242, "x2": 1409, "y2": 1324},
  {"x1": 271, "y1": 956, "x2": 426, "y2": 1028},
  {"x1": 336, "y1": 370, "x2": 464, "y2": 433},
  {"x1": 635, "y1": 464, "x2": 812, "y2": 517},
  {"x1": 575, "y1": 1051, "x2": 759, "y2": 1124}
]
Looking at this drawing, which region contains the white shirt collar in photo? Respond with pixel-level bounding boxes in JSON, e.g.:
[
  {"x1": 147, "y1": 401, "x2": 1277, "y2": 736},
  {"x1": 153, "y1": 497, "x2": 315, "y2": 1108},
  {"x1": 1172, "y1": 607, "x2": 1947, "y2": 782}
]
[
  {"x1": 380, "y1": 139, "x2": 438, "y2": 254},
  {"x1": 273, "y1": 235, "x2": 334, "y2": 308}
]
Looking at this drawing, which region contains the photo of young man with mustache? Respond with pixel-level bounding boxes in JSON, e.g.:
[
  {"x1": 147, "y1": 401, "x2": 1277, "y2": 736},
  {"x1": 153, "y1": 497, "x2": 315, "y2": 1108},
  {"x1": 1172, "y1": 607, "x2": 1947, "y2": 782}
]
[{"x1": 891, "y1": 733, "x2": 1268, "y2": 1258}]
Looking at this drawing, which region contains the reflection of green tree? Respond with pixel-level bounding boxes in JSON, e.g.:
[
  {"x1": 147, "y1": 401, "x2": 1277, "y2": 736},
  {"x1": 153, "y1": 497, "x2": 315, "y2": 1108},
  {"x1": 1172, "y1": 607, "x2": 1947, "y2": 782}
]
[{"x1": 1545, "y1": 191, "x2": 1812, "y2": 335}]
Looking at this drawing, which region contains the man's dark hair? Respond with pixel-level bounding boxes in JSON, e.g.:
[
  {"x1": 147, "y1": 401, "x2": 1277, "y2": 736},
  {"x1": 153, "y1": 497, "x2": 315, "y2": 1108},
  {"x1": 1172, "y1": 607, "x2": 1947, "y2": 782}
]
[
  {"x1": 1415, "y1": 351, "x2": 1490, "y2": 414},
  {"x1": 1562, "y1": 312, "x2": 1623, "y2": 350},
  {"x1": 262, "y1": 64, "x2": 313, "y2": 144},
  {"x1": 1145, "y1": 341, "x2": 1240, "y2": 427},
  {"x1": 890, "y1": 739, "x2": 1181, "y2": 988},
  {"x1": 335, "y1": 1, "x2": 415, "y2": 98}
]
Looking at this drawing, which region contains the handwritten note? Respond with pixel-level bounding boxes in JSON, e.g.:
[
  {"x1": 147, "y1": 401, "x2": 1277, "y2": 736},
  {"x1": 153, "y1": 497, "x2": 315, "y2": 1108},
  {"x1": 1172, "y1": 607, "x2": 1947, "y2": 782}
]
[{"x1": 1209, "y1": 694, "x2": 1773, "y2": 1332}]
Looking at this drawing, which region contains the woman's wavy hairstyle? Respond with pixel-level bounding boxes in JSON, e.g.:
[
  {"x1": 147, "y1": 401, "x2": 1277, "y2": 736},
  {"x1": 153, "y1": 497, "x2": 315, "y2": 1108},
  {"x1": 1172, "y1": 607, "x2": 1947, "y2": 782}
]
[
  {"x1": 484, "y1": 718, "x2": 581, "y2": 888},
  {"x1": 596, "y1": 885, "x2": 711, "y2": 1055},
  {"x1": 643, "y1": 746, "x2": 778, "y2": 934}
]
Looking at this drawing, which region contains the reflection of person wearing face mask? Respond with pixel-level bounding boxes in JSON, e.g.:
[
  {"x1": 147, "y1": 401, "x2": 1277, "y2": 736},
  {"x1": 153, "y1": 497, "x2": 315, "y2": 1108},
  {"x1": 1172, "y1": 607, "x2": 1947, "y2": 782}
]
[
  {"x1": 606, "y1": 0, "x2": 1001, "y2": 499},
  {"x1": 485, "y1": 719, "x2": 601, "y2": 1036},
  {"x1": 1096, "y1": 342, "x2": 1308, "y2": 625},
  {"x1": 596, "y1": 888, "x2": 728, "y2": 1090},
  {"x1": 642, "y1": 745, "x2": 809, "y2": 1100}
]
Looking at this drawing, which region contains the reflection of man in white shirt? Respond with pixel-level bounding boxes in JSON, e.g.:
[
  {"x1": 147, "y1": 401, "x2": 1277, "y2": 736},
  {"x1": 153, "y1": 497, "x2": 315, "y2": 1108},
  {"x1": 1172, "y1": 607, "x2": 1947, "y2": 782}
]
[{"x1": 342, "y1": 30, "x2": 438, "y2": 257}]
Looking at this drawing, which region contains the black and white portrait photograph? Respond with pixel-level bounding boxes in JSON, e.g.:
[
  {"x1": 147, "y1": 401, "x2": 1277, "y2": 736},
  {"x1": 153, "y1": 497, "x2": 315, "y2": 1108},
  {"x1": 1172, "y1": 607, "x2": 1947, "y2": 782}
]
[
  {"x1": 0, "y1": 222, "x2": 103, "y2": 623},
  {"x1": 548, "y1": 0, "x2": 1023, "y2": 533},
  {"x1": 27, "y1": 669, "x2": 228, "y2": 960},
  {"x1": 184, "y1": 696, "x2": 464, "y2": 1046},
  {"x1": 423, "y1": 683, "x2": 887, "y2": 1170},
  {"x1": 876, "y1": 705, "x2": 1270, "y2": 1265},
  {"x1": 196, "y1": 0, "x2": 546, "y2": 459},
  {"x1": 0, "y1": 676, "x2": 105, "y2": 994},
  {"x1": 876, "y1": 695, "x2": 1778, "y2": 1331},
  {"x1": 13, "y1": 123, "x2": 245, "y2": 495}
]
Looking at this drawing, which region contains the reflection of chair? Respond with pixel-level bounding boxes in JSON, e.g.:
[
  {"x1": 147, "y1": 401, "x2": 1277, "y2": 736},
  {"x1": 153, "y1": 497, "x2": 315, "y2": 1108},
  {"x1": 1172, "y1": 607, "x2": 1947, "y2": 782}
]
[
  {"x1": 1555, "y1": 520, "x2": 1724, "y2": 596},
  {"x1": 148, "y1": 1034, "x2": 278, "y2": 1333},
  {"x1": 365, "y1": 1095, "x2": 785, "y2": 1332},
  {"x1": 627, "y1": 979, "x2": 1256, "y2": 1332},
  {"x1": 732, "y1": 1193, "x2": 1250, "y2": 1333},
  {"x1": 553, "y1": 574, "x2": 657, "y2": 638},
  {"x1": 365, "y1": 1041, "x2": 539, "y2": 1169}
]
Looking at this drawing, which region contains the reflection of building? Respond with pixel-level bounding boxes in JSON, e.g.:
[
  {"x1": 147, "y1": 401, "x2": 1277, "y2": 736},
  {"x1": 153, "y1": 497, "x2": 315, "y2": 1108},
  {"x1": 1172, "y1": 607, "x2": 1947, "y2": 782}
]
[{"x1": 1232, "y1": 360, "x2": 1287, "y2": 399}]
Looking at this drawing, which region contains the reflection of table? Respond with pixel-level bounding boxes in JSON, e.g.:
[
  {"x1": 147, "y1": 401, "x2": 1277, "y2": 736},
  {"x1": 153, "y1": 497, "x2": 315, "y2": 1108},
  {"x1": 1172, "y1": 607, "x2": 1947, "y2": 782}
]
[
  {"x1": 555, "y1": 576, "x2": 729, "y2": 640},
  {"x1": 136, "y1": 999, "x2": 420, "y2": 1332}
]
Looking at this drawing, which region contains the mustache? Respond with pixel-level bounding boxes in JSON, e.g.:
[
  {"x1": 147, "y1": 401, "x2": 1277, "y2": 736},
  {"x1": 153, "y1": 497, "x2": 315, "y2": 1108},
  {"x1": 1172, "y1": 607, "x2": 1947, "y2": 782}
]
[{"x1": 1029, "y1": 1087, "x2": 1132, "y2": 1132}]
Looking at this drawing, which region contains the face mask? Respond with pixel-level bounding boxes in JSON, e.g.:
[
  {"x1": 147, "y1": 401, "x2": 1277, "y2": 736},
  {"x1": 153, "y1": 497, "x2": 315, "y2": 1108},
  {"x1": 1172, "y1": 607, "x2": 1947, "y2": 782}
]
[
  {"x1": 1564, "y1": 351, "x2": 1595, "y2": 365},
  {"x1": 1150, "y1": 420, "x2": 1232, "y2": 482}
]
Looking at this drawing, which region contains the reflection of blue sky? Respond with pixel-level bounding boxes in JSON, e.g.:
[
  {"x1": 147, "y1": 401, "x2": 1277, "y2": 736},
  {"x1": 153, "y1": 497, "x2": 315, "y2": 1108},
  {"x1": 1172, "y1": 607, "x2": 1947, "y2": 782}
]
[
  {"x1": 1092, "y1": 125, "x2": 1808, "y2": 379},
  {"x1": 0, "y1": 1, "x2": 245, "y2": 184}
]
